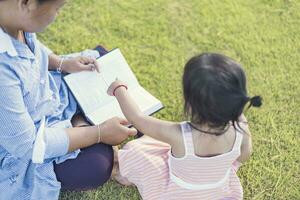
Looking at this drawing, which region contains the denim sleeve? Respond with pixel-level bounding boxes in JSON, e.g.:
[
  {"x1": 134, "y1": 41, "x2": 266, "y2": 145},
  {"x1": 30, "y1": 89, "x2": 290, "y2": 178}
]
[
  {"x1": 0, "y1": 64, "x2": 68, "y2": 161},
  {"x1": 43, "y1": 125, "x2": 70, "y2": 160}
]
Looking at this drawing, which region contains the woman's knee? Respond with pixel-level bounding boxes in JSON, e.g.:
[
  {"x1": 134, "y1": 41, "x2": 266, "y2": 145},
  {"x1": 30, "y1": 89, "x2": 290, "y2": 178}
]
[
  {"x1": 88, "y1": 144, "x2": 114, "y2": 185},
  {"x1": 55, "y1": 144, "x2": 114, "y2": 191}
]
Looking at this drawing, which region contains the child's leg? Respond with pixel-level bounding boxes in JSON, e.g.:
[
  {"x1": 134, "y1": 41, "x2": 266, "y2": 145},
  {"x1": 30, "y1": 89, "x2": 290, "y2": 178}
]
[
  {"x1": 111, "y1": 146, "x2": 133, "y2": 186},
  {"x1": 111, "y1": 146, "x2": 119, "y2": 177}
]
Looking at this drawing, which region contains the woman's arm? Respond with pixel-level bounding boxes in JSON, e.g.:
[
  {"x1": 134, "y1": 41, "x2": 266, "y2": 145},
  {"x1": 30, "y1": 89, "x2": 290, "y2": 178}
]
[
  {"x1": 108, "y1": 83, "x2": 179, "y2": 146},
  {"x1": 66, "y1": 117, "x2": 137, "y2": 153},
  {"x1": 48, "y1": 53, "x2": 100, "y2": 73},
  {"x1": 38, "y1": 40, "x2": 99, "y2": 72},
  {"x1": 48, "y1": 53, "x2": 62, "y2": 71}
]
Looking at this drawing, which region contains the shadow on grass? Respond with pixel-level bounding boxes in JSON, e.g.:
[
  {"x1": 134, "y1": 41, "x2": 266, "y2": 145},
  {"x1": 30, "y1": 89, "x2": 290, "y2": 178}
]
[{"x1": 59, "y1": 180, "x2": 141, "y2": 200}]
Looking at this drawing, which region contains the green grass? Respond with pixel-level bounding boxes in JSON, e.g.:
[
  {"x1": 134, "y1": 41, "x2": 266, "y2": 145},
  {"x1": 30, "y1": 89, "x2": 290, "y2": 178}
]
[{"x1": 39, "y1": 0, "x2": 300, "y2": 199}]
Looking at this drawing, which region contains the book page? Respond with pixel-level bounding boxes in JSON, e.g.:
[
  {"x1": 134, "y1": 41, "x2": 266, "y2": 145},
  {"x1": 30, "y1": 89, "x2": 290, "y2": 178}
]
[
  {"x1": 97, "y1": 49, "x2": 139, "y2": 87},
  {"x1": 87, "y1": 86, "x2": 163, "y2": 125},
  {"x1": 64, "y1": 71, "x2": 110, "y2": 114},
  {"x1": 64, "y1": 49, "x2": 140, "y2": 115}
]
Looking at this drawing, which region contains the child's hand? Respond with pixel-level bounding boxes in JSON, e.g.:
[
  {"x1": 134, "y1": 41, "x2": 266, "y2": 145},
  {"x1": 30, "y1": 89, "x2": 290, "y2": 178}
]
[
  {"x1": 62, "y1": 56, "x2": 100, "y2": 73},
  {"x1": 107, "y1": 80, "x2": 128, "y2": 96}
]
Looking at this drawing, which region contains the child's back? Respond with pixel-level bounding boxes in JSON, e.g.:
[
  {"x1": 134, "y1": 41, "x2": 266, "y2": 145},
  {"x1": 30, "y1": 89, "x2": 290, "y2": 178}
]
[
  {"x1": 118, "y1": 122, "x2": 243, "y2": 200},
  {"x1": 109, "y1": 53, "x2": 262, "y2": 200},
  {"x1": 168, "y1": 122, "x2": 243, "y2": 199}
]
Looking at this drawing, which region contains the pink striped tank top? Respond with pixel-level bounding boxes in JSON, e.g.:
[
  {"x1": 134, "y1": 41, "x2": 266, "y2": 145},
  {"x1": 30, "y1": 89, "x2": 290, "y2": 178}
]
[{"x1": 166, "y1": 122, "x2": 244, "y2": 199}]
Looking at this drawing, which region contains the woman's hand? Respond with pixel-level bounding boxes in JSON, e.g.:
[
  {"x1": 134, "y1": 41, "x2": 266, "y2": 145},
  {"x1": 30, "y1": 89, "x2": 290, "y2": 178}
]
[
  {"x1": 107, "y1": 80, "x2": 127, "y2": 96},
  {"x1": 100, "y1": 117, "x2": 137, "y2": 145},
  {"x1": 66, "y1": 116, "x2": 137, "y2": 152},
  {"x1": 62, "y1": 56, "x2": 100, "y2": 73}
]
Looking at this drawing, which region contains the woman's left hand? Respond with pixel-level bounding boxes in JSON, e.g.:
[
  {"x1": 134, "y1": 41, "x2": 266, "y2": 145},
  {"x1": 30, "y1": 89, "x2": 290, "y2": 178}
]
[{"x1": 61, "y1": 56, "x2": 100, "y2": 73}]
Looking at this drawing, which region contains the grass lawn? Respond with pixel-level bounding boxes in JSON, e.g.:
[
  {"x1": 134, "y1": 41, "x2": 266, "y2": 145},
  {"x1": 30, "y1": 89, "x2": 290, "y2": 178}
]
[{"x1": 39, "y1": 0, "x2": 300, "y2": 199}]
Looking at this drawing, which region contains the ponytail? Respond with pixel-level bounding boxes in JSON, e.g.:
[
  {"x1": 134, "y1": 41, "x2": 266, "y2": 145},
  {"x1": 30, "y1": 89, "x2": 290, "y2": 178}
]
[{"x1": 247, "y1": 96, "x2": 263, "y2": 108}]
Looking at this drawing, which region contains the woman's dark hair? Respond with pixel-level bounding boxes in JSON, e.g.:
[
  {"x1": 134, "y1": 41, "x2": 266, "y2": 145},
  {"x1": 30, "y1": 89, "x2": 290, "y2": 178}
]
[
  {"x1": 37, "y1": 0, "x2": 54, "y2": 3},
  {"x1": 0, "y1": 0, "x2": 52, "y2": 3},
  {"x1": 183, "y1": 53, "x2": 262, "y2": 133}
]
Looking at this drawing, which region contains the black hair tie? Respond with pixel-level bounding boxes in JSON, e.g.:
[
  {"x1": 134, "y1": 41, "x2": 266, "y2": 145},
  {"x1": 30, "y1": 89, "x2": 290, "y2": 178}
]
[{"x1": 249, "y1": 96, "x2": 262, "y2": 108}]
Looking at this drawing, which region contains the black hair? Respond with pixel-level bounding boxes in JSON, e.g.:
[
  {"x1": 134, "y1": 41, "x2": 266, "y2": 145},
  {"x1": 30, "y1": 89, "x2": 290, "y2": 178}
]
[
  {"x1": 0, "y1": 0, "x2": 53, "y2": 3},
  {"x1": 183, "y1": 53, "x2": 262, "y2": 134},
  {"x1": 37, "y1": 0, "x2": 54, "y2": 3},
  {"x1": 34, "y1": 0, "x2": 55, "y2": 4}
]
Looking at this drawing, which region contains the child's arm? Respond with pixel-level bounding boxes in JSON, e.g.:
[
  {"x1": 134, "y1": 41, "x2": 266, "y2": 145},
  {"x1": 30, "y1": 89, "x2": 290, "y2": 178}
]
[
  {"x1": 108, "y1": 81, "x2": 179, "y2": 146},
  {"x1": 236, "y1": 114, "x2": 253, "y2": 163}
]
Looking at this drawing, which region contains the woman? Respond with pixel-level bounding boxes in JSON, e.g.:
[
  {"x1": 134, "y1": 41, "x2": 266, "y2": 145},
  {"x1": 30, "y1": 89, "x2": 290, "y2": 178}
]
[{"x1": 0, "y1": 0, "x2": 137, "y2": 199}]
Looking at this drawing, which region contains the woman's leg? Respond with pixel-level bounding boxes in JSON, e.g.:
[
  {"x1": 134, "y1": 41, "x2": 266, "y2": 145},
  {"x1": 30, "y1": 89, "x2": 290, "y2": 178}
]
[{"x1": 54, "y1": 143, "x2": 113, "y2": 191}]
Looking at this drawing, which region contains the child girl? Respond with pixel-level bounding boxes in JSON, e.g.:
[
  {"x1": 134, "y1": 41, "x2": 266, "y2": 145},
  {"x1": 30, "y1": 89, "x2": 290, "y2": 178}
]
[
  {"x1": 108, "y1": 53, "x2": 262, "y2": 200},
  {"x1": 0, "y1": 0, "x2": 136, "y2": 199}
]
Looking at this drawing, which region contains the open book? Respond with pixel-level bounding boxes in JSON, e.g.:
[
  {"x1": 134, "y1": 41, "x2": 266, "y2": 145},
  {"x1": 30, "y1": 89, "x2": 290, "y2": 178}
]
[{"x1": 64, "y1": 48, "x2": 164, "y2": 125}]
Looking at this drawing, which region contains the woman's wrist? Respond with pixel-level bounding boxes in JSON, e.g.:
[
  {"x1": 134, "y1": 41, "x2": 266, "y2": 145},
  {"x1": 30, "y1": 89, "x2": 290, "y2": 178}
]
[
  {"x1": 48, "y1": 54, "x2": 62, "y2": 71},
  {"x1": 96, "y1": 124, "x2": 101, "y2": 143},
  {"x1": 95, "y1": 123, "x2": 108, "y2": 144},
  {"x1": 57, "y1": 57, "x2": 65, "y2": 73},
  {"x1": 89, "y1": 125, "x2": 102, "y2": 144}
]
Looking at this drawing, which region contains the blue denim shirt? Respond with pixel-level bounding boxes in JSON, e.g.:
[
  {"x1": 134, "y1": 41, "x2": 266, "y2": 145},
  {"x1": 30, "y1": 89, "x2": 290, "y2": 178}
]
[{"x1": 0, "y1": 27, "x2": 84, "y2": 199}]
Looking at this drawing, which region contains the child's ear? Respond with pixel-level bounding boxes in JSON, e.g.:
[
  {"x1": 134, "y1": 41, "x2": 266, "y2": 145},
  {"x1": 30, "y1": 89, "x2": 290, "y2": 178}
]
[{"x1": 18, "y1": 0, "x2": 37, "y2": 12}]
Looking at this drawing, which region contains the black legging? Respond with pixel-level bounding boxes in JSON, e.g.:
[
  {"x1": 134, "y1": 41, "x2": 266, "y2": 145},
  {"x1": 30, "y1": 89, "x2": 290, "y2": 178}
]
[{"x1": 54, "y1": 143, "x2": 113, "y2": 191}]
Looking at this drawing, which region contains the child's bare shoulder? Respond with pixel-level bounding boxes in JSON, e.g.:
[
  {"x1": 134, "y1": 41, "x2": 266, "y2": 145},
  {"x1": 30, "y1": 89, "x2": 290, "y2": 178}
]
[
  {"x1": 165, "y1": 122, "x2": 186, "y2": 157},
  {"x1": 168, "y1": 122, "x2": 183, "y2": 137},
  {"x1": 158, "y1": 121, "x2": 183, "y2": 146}
]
